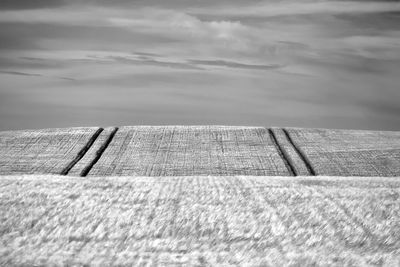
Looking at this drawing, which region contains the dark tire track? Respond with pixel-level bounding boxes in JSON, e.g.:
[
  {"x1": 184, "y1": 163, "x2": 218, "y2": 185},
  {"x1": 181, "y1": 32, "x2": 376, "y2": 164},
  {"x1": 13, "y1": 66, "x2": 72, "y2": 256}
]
[
  {"x1": 80, "y1": 127, "x2": 119, "y2": 177},
  {"x1": 61, "y1": 128, "x2": 104, "y2": 175}
]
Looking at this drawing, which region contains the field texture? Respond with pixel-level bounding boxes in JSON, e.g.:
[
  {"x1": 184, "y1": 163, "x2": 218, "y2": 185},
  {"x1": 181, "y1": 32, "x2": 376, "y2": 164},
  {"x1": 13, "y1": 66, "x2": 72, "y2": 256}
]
[
  {"x1": 0, "y1": 127, "x2": 100, "y2": 175},
  {"x1": 1, "y1": 126, "x2": 399, "y2": 265},
  {"x1": 1, "y1": 126, "x2": 400, "y2": 177},
  {"x1": 88, "y1": 126, "x2": 291, "y2": 176},
  {"x1": 1, "y1": 175, "x2": 400, "y2": 266},
  {"x1": 287, "y1": 128, "x2": 400, "y2": 177}
]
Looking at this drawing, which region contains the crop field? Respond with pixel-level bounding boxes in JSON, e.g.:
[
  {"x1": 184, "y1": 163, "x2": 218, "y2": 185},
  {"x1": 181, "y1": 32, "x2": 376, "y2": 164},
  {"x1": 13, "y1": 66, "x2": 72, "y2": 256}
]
[
  {"x1": 1, "y1": 126, "x2": 400, "y2": 177},
  {"x1": 1, "y1": 175, "x2": 399, "y2": 266},
  {"x1": 1, "y1": 126, "x2": 400, "y2": 265}
]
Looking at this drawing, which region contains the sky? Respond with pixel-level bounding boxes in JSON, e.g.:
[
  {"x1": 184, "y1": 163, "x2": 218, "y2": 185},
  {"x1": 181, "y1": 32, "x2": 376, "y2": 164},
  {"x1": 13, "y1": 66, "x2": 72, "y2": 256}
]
[{"x1": 1, "y1": 0, "x2": 400, "y2": 131}]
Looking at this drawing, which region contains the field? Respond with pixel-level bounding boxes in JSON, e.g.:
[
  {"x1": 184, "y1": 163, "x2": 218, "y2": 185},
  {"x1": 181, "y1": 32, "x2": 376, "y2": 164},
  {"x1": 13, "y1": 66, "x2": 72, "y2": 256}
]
[
  {"x1": 1, "y1": 126, "x2": 400, "y2": 177},
  {"x1": 1, "y1": 126, "x2": 400, "y2": 265},
  {"x1": 1, "y1": 175, "x2": 400, "y2": 266}
]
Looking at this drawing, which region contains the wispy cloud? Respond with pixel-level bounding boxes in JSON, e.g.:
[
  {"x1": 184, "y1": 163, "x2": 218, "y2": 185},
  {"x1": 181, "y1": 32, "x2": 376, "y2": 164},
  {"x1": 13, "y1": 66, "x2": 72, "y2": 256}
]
[
  {"x1": 108, "y1": 56, "x2": 204, "y2": 70},
  {"x1": 108, "y1": 55, "x2": 283, "y2": 71},
  {"x1": 189, "y1": 1, "x2": 400, "y2": 18},
  {"x1": 0, "y1": 70, "x2": 75, "y2": 81},
  {"x1": 0, "y1": 70, "x2": 42, "y2": 77},
  {"x1": 189, "y1": 59, "x2": 282, "y2": 70}
]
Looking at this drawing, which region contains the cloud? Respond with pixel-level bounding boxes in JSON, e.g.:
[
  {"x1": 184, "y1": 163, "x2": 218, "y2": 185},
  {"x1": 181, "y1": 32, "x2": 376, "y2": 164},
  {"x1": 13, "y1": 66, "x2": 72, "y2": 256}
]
[
  {"x1": 132, "y1": 51, "x2": 164, "y2": 58},
  {"x1": 108, "y1": 56, "x2": 203, "y2": 70},
  {"x1": 189, "y1": 1, "x2": 400, "y2": 18},
  {"x1": 340, "y1": 33, "x2": 400, "y2": 60},
  {"x1": 107, "y1": 9, "x2": 259, "y2": 54},
  {"x1": 188, "y1": 59, "x2": 282, "y2": 70},
  {"x1": 109, "y1": 55, "x2": 283, "y2": 71},
  {"x1": 0, "y1": 70, "x2": 42, "y2": 77},
  {"x1": 0, "y1": 70, "x2": 75, "y2": 80},
  {"x1": 0, "y1": 7, "x2": 253, "y2": 53},
  {"x1": 108, "y1": 10, "x2": 247, "y2": 39}
]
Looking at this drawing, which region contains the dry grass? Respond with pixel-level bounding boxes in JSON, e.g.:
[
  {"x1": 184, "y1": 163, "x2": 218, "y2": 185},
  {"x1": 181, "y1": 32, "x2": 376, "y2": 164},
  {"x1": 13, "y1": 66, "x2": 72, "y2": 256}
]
[{"x1": 1, "y1": 175, "x2": 399, "y2": 266}]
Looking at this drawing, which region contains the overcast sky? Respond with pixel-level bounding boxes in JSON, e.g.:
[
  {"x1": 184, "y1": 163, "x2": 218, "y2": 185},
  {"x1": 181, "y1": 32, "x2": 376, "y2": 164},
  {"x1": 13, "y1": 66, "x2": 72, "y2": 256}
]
[{"x1": 1, "y1": 0, "x2": 400, "y2": 130}]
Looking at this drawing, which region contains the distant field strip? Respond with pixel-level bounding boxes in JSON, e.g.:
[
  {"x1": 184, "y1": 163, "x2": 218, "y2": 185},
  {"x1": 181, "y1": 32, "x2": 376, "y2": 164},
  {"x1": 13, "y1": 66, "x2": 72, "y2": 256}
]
[
  {"x1": 1, "y1": 175, "x2": 399, "y2": 266},
  {"x1": 86, "y1": 126, "x2": 292, "y2": 176},
  {"x1": 0, "y1": 127, "x2": 100, "y2": 175},
  {"x1": 286, "y1": 128, "x2": 400, "y2": 176},
  {"x1": 1, "y1": 126, "x2": 400, "y2": 177}
]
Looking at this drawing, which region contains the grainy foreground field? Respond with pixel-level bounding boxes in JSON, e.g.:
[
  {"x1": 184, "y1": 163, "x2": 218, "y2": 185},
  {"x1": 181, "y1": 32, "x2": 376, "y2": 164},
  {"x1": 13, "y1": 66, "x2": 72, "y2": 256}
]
[
  {"x1": 1, "y1": 175, "x2": 400, "y2": 266},
  {"x1": 1, "y1": 126, "x2": 400, "y2": 266}
]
